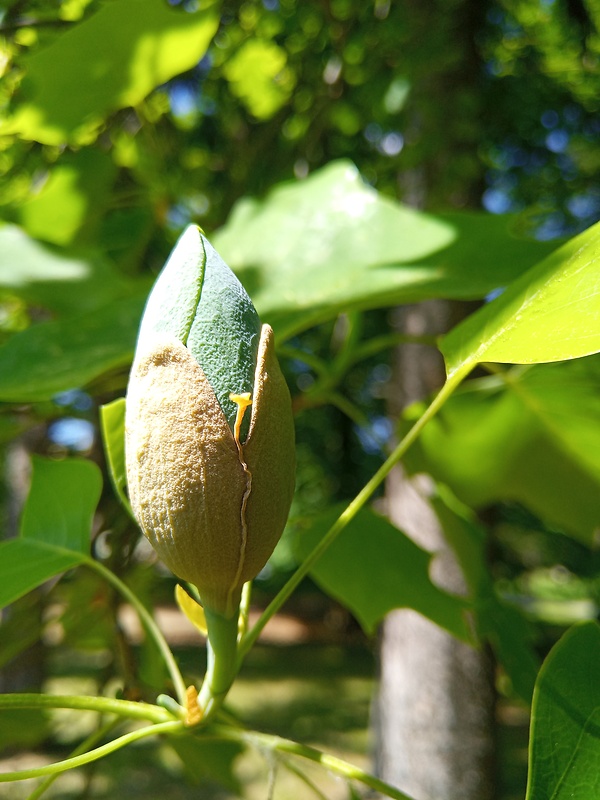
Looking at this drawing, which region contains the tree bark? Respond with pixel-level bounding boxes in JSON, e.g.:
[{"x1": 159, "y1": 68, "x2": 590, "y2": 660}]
[{"x1": 373, "y1": 301, "x2": 496, "y2": 800}]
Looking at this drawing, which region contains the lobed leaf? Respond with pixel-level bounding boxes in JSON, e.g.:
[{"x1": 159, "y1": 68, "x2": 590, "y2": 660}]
[
  {"x1": 213, "y1": 160, "x2": 558, "y2": 341},
  {"x1": 294, "y1": 505, "x2": 471, "y2": 640}
]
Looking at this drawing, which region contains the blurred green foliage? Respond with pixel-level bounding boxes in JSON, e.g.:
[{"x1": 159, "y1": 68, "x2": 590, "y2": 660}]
[{"x1": 0, "y1": 1, "x2": 598, "y2": 797}]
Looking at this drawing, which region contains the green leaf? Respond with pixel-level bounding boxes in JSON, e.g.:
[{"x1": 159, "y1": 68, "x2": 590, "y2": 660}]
[
  {"x1": 0, "y1": 293, "x2": 146, "y2": 402},
  {"x1": 21, "y1": 456, "x2": 102, "y2": 551},
  {"x1": 0, "y1": 224, "x2": 139, "y2": 315},
  {"x1": 441, "y1": 220, "x2": 600, "y2": 378},
  {"x1": 99, "y1": 397, "x2": 131, "y2": 515},
  {"x1": 403, "y1": 356, "x2": 600, "y2": 543},
  {"x1": 0, "y1": 539, "x2": 84, "y2": 610},
  {"x1": 294, "y1": 505, "x2": 471, "y2": 640},
  {"x1": 0, "y1": 457, "x2": 102, "y2": 609},
  {"x1": 526, "y1": 622, "x2": 600, "y2": 800},
  {"x1": 223, "y1": 39, "x2": 295, "y2": 119},
  {"x1": 213, "y1": 160, "x2": 557, "y2": 340},
  {"x1": 17, "y1": 149, "x2": 116, "y2": 246},
  {"x1": 6, "y1": 0, "x2": 220, "y2": 145}
]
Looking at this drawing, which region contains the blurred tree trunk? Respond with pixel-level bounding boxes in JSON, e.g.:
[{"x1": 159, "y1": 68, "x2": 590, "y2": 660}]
[
  {"x1": 0, "y1": 435, "x2": 45, "y2": 694},
  {"x1": 374, "y1": 0, "x2": 496, "y2": 797},
  {"x1": 374, "y1": 303, "x2": 495, "y2": 800}
]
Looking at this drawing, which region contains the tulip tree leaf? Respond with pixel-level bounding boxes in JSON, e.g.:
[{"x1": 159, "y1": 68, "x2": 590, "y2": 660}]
[
  {"x1": 213, "y1": 160, "x2": 557, "y2": 341},
  {"x1": 526, "y1": 622, "x2": 600, "y2": 800},
  {"x1": 100, "y1": 397, "x2": 131, "y2": 516},
  {"x1": 403, "y1": 356, "x2": 600, "y2": 543},
  {"x1": 0, "y1": 293, "x2": 146, "y2": 402},
  {"x1": 6, "y1": 0, "x2": 220, "y2": 145},
  {"x1": 0, "y1": 457, "x2": 102, "y2": 609},
  {"x1": 441, "y1": 219, "x2": 600, "y2": 379},
  {"x1": 294, "y1": 505, "x2": 471, "y2": 640}
]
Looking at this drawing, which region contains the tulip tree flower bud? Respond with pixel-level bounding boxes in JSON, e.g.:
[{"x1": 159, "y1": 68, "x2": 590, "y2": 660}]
[{"x1": 125, "y1": 225, "x2": 295, "y2": 620}]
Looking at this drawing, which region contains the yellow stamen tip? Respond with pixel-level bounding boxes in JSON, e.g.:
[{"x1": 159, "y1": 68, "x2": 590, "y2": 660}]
[{"x1": 230, "y1": 393, "x2": 253, "y2": 445}]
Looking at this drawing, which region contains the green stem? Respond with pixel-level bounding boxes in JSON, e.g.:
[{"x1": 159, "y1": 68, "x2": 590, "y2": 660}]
[
  {"x1": 212, "y1": 726, "x2": 418, "y2": 800},
  {"x1": 277, "y1": 345, "x2": 329, "y2": 377},
  {"x1": 0, "y1": 693, "x2": 170, "y2": 723},
  {"x1": 281, "y1": 757, "x2": 331, "y2": 800},
  {"x1": 239, "y1": 369, "x2": 469, "y2": 662},
  {"x1": 82, "y1": 557, "x2": 187, "y2": 706},
  {"x1": 26, "y1": 718, "x2": 120, "y2": 800},
  {"x1": 197, "y1": 608, "x2": 240, "y2": 724},
  {"x1": 0, "y1": 721, "x2": 182, "y2": 782},
  {"x1": 350, "y1": 332, "x2": 438, "y2": 364}
]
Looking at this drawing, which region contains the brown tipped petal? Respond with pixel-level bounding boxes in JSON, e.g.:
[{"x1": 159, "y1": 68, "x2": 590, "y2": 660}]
[{"x1": 125, "y1": 337, "x2": 248, "y2": 617}]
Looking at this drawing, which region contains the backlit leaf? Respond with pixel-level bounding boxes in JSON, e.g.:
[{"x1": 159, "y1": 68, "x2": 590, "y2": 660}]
[
  {"x1": 6, "y1": 0, "x2": 220, "y2": 144},
  {"x1": 0, "y1": 224, "x2": 135, "y2": 314},
  {"x1": 213, "y1": 160, "x2": 557, "y2": 340},
  {"x1": 441, "y1": 220, "x2": 600, "y2": 378}
]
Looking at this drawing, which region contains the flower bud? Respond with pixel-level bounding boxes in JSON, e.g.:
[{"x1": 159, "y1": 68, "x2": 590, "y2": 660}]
[{"x1": 125, "y1": 226, "x2": 295, "y2": 618}]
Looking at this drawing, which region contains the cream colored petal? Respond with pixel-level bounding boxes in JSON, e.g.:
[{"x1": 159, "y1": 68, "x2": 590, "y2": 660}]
[{"x1": 125, "y1": 337, "x2": 248, "y2": 616}]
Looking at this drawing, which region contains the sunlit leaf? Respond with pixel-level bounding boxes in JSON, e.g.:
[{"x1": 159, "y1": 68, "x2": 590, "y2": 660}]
[
  {"x1": 403, "y1": 356, "x2": 600, "y2": 543},
  {"x1": 526, "y1": 622, "x2": 600, "y2": 799},
  {"x1": 294, "y1": 505, "x2": 471, "y2": 640},
  {"x1": 213, "y1": 160, "x2": 557, "y2": 340},
  {"x1": 0, "y1": 224, "x2": 139, "y2": 314},
  {"x1": 17, "y1": 149, "x2": 116, "y2": 246},
  {"x1": 0, "y1": 457, "x2": 102, "y2": 609},
  {"x1": 441, "y1": 220, "x2": 600, "y2": 378},
  {"x1": 6, "y1": 0, "x2": 220, "y2": 144},
  {"x1": 223, "y1": 39, "x2": 295, "y2": 119}
]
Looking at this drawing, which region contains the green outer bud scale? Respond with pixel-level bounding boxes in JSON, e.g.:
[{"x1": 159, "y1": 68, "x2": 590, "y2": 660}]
[{"x1": 125, "y1": 226, "x2": 295, "y2": 619}]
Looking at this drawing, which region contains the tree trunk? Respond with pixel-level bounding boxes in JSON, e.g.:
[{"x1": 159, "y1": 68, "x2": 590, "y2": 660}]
[
  {"x1": 373, "y1": 301, "x2": 496, "y2": 800},
  {"x1": 0, "y1": 435, "x2": 45, "y2": 694}
]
